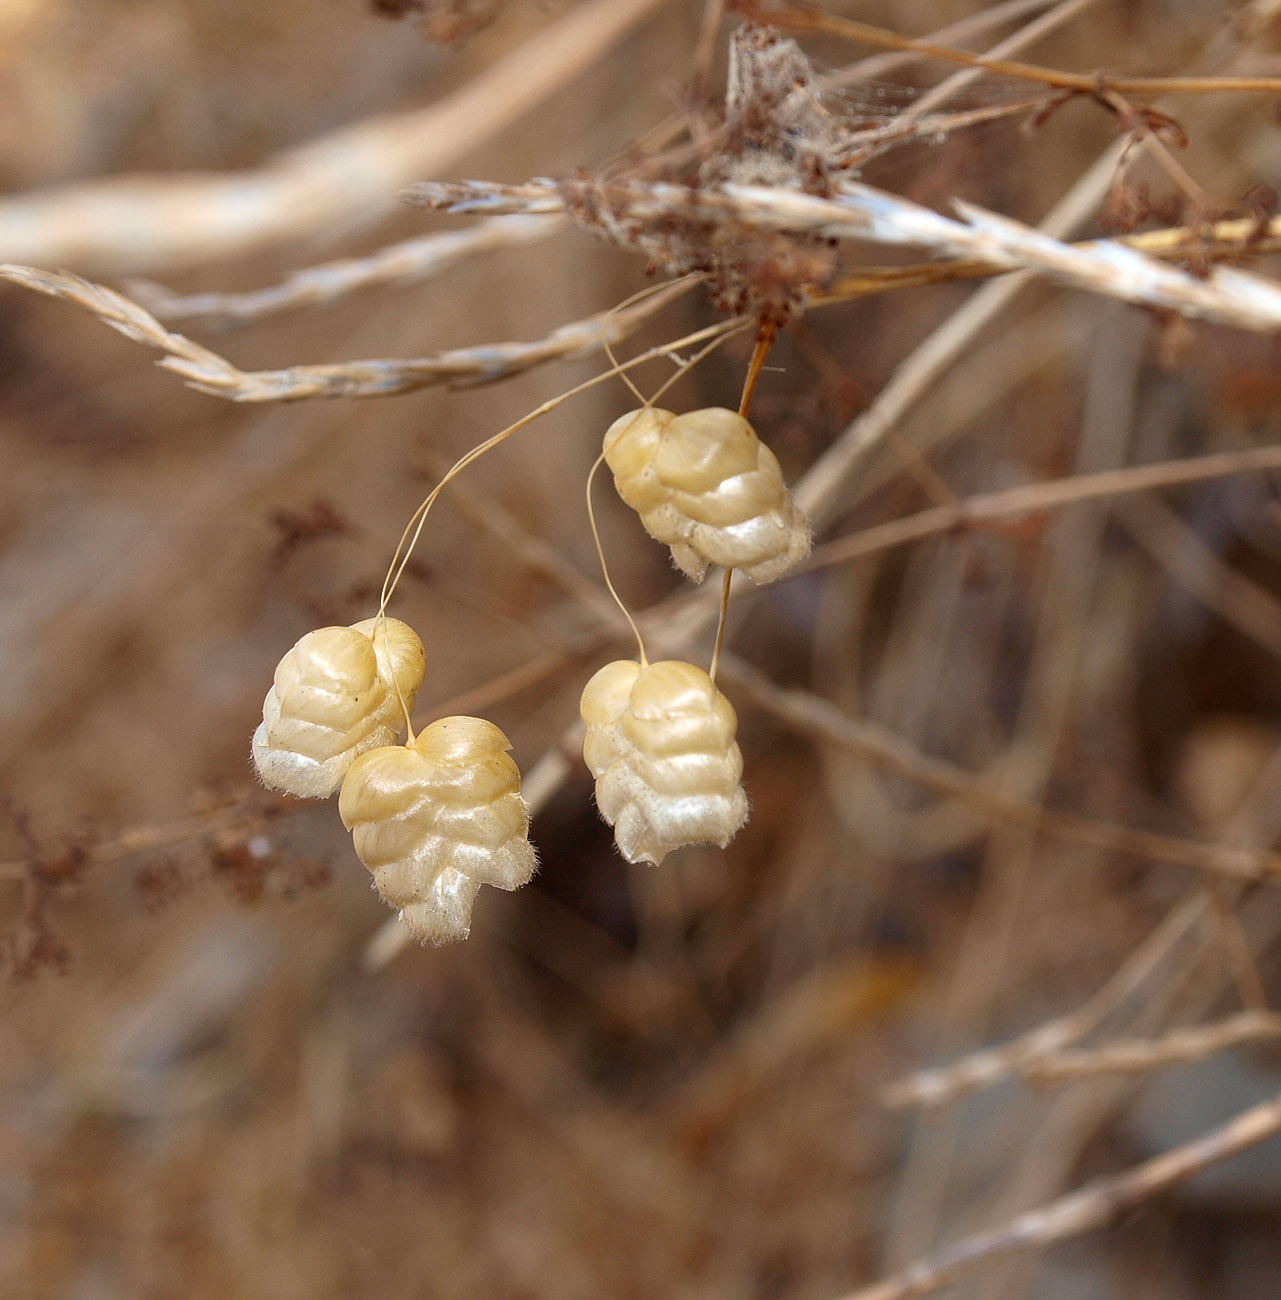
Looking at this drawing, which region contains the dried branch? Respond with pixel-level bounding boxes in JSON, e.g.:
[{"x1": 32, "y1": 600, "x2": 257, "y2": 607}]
[
  {"x1": 741, "y1": 1, "x2": 1281, "y2": 97},
  {"x1": 807, "y1": 443, "x2": 1281, "y2": 572},
  {"x1": 832, "y1": 1086, "x2": 1281, "y2": 1300},
  {"x1": 793, "y1": 136, "x2": 1131, "y2": 532},
  {"x1": 0, "y1": 264, "x2": 699, "y2": 401},
  {"x1": 822, "y1": 0, "x2": 1094, "y2": 89},
  {"x1": 1119, "y1": 495, "x2": 1281, "y2": 658},
  {"x1": 132, "y1": 215, "x2": 562, "y2": 327},
  {"x1": 1023, "y1": 1010, "x2": 1281, "y2": 1084},
  {"x1": 0, "y1": 797, "x2": 265, "y2": 882},
  {"x1": 720, "y1": 658, "x2": 1281, "y2": 884},
  {"x1": 826, "y1": 0, "x2": 1103, "y2": 168},
  {"x1": 883, "y1": 896, "x2": 1209, "y2": 1109},
  {"x1": 812, "y1": 217, "x2": 1281, "y2": 305}
]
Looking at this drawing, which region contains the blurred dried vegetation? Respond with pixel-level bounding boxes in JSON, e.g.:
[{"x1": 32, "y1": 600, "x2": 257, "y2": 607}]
[{"x1": 7, "y1": 0, "x2": 1281, "y2": 1297}]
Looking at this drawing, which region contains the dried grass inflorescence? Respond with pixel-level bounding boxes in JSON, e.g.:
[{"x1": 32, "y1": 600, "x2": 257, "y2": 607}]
[
  {"x1": 338, "y1": 716, "x2": 536, "y2": 945},
  {"x1": 604, "y1": 405, "x2": 811, "y2": 583},
  {"x1": 580, "y1": 659, "x2": 748, "y2": 866},
  {"x1": 252, "y1": 617, "x2": 426, "y2": 799}
]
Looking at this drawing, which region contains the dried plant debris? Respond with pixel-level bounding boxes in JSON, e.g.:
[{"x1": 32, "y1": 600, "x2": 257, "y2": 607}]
[
  {"x1": 715, "y1": 23, "x2": 845, "y2": 188},
  {"x1": 582, "y1": 23, "x2": 847, "y2": 320},
  {"x1": 396, "y1": 22, "x2": 852, "y2": 322},
  {"x1": 410, "y1": 22, "x2": 854, "y2": 321}
]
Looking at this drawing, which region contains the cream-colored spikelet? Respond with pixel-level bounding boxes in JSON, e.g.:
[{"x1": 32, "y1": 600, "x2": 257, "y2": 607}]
[
  {"x1": 580, "y1": 659, "x2": 748, "y2": 866},
  {"x1": 252, "y1": 616, "x2": 426, "y2": 799},
  {"x1": 603, "y1": 406, "x2": 811, "y2": 584},
  {"x1": 338, "y1": 716, "x2": 537, "y2": 946}
]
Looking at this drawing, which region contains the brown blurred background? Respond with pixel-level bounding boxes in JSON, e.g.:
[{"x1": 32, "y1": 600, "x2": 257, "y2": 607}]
[{"x1": 5, "y1": 1, "x2": 1281, "y2": 1296}]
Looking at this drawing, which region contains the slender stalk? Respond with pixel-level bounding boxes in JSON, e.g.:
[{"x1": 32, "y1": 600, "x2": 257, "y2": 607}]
[
  {"x1": 742, "y1": 2, "x2": 1281, "y2": 97},
  {"x1": 710, "y1": 324, "x2": 776, "y2": 682}
]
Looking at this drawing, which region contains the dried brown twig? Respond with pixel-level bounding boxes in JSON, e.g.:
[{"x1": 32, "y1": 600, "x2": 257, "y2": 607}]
[
  {"x1": 882, "y1": 895, "x2": 1213, "y2": 1110},
  {"x1": 808, "y1": 443, "x2": 1281, "y2": 572},
  {"x1": 1022, "y1": 1010, "x2": 1281, "y2": 1083},
  {"x1": 740, "y1": 0, "x2": 1281, "y2": 98},
  {"x1": 822, "y1": 0, "x2": 1098, "y2": 91},
  {"x1": 722, "y1": 658, "x2": 1281, "y2": 885},
  {"x1": 833, "y1": 1085, "x2": 1281, "y2": 1300},
  {"x1": 11, "y1": 198, "x2": 1281, "y2": 405}
]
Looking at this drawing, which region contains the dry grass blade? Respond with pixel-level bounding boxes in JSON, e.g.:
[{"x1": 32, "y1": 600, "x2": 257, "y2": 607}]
[
  {"x1": 0, "y1": 264, "x2": 698, "y2": 400},
  {"x1": 132, "y1": 215, "x2": 563, "y2": 327},
  {"x1": 812, "y1": 218, "x2": 1281, "y2": 305},
  {"x1": 1023, "y1": 1010, "x2": 1281, "y2": 1083},
  {"x1": 832, "y1": 1086, "x2": 1281, "y2": 1300}
]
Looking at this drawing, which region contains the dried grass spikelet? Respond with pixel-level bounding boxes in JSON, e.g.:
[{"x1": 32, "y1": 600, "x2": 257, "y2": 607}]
[
  {"x1": 603, "y1": 406, "x2": 811, "y2": 583},
  {"x1": 338, "y1": 715, "x2": 536, "y2": 945},
  {"x1": 580, "y1": 659, "x2": 748, "y2": 866},
  {"x1": 252, "y1": 617, "x2": 426, "y2": 798}
]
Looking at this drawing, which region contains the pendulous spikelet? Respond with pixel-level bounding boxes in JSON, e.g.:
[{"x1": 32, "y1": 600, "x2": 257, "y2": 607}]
[
  {"x1": 252, "y1": 616, "x2": 426, "y2": 799},
  {"x1": 580, "y1": 658, "x2": 748, "y2": 866},
  {"x1": 338, "y1": 715, "x2": 536, "y2": 945},
  {"x1": 603, "y1": 406, "x2": 811, "y2": 584}
]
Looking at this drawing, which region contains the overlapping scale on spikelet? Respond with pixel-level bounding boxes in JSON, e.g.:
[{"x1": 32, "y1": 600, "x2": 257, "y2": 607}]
[
  {"x1": 603, "y1": 406, "x2": 811, "y2": 584},
  {"x1": 252, "y1": 617, "x2": 426, "y2": 798},
  {"x1": 580, "y1": 659, "x2": 748, "y2": 865},
  {"x1": 338, "y1": 716, "x2": 536, "y2": 945}
]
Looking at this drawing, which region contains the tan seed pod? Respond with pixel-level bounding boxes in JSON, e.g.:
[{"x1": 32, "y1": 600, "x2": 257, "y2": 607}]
[
  {"x1": 580, "y1": 659, "x2": 748, "y2": 866},
  {"x1": 338, "y1": 715, "x2": 537, "y2": 945},
  {"x1": 603, "y1": 406, "x2": 811, "y2": 584},
  {"x1": 252, "y1": 617, "x2": 426, "y2": 798}
]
